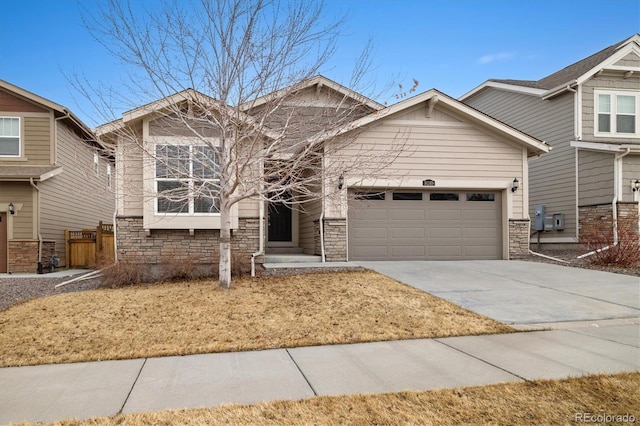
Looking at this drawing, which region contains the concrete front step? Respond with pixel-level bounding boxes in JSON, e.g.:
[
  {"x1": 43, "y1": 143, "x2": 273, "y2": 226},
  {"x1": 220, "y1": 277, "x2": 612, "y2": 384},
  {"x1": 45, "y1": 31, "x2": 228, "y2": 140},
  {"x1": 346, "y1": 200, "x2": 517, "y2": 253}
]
[
  {"x1": 266, "y1": 247, "x2": 305, "y2": 254},
  {"x1": 263, "y1": 254, "x2": 322, "y2": 264}
]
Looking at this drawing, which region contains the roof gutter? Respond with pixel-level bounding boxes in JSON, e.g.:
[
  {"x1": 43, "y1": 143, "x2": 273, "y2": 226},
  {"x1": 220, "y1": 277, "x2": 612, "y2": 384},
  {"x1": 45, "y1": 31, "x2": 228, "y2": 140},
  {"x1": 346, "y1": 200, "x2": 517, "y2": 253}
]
[{"x1": 542, "y1": 80, "x2": 578, "y2": 100}]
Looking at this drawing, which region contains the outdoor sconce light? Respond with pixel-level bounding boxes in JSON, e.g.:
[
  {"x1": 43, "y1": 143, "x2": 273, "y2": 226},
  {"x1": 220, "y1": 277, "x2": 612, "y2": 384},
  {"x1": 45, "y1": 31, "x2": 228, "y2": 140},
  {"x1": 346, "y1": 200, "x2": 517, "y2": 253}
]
[
  {"x1": 8, "y1": 202, "x2": 15, "y2": 215},
  {"x1": 338, "y1": 174, "x2": 344, "y2": 190},
  {"x1": 511, "y1": 178, "x2": 519, "y2": 193},
  {"x1": 632, "y1": 179, "x2": 640, "y2": 192}
]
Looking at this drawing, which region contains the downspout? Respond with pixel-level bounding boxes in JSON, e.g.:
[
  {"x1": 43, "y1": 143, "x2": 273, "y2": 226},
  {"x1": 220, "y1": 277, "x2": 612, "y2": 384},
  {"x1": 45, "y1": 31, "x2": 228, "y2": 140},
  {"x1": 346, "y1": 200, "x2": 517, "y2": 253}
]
[
  {"x1": 29, "y1": 178, "x2": 43, "y2": 273},
  {"x1": 54, "y1": 111, "x2": 71, "y2": 165},
  {"x1": 319, "y1": 210, "x2": 326, "y2": 262},
  {"x1": 578, "y1": 148, "x2": 631, "y2": 259},
  {"x1": 613, "y1": 148, "x2": 631, "y2": 246},
  {"x1": 251, "y1": 197, "x2": 265, "y2": 277},
  {"x1": 566, "y1": 84, "x2": 580, "y2": 242}
]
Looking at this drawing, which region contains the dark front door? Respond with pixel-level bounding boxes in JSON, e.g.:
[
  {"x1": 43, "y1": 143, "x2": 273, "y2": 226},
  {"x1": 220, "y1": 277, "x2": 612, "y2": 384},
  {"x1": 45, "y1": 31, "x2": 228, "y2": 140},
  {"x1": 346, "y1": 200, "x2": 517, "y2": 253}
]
[{"x1": 268, "y1": 196, "x2": 292, "y2": 242}]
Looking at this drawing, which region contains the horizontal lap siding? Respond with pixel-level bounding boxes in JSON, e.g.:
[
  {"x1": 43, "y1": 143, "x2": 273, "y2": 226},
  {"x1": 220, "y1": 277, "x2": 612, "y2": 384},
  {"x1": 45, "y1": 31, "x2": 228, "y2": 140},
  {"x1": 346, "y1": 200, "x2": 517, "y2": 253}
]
[
  {"x1": 578, "y1": 150, "x2": 614, "y2": 206},
  {"x1": 23, "y1": 116, "x2": 51, "y2": 164},
  {"x1": 341, "y1": 123, "x2": 523, "y2": 179},
  {"x1": 0, "y1": 182, "x2": 34, "y2": 239},
  {"x1": 465, "y1": 89, "x2": 577, "y2": 237},
  {"x1": 39, "y1": 123, "x2": 115, "y2": 266},
  {"x1": 622, "y1": 155, "x2": 640, "y2": 202}
]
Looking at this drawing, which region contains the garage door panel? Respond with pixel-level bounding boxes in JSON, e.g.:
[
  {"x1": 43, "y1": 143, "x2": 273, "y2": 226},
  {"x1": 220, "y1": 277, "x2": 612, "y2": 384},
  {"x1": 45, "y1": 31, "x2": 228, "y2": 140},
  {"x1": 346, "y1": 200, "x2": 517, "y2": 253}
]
[
  {"x1": 352, "y1": 209, "x2": 388, "y2": 220},
  {"x1": 429, "y1": 246, "x2": 462, "y2": 257},
  {"x1": 429, "y1": 210, "x2": 462, "y2": 220},
  {"x1": 392, "y1": 227, "x2": 425, "y2": 238},
  {"x1": 350, "y1": 228, "x2": 388, "y2": 239},
  {"x1": 391, "y1": 245, "x2": 426, "y2": 257},
  {"x1": 348, "y1": 190, "x2": 501, "y2": 261},
  {"x1": 391, "y1": 209, "x2": 426, "y2": 221},
  {"x1": 429, "y1": 228, "x2": 462, "y2": 238}
]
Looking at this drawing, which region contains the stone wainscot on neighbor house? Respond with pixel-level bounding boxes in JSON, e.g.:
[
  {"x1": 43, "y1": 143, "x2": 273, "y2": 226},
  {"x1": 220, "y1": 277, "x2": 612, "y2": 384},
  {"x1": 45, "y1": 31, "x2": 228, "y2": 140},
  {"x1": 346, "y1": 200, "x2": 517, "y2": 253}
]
[
  {"x1": 0, "y1": 79, "x2": 114, "y2": 273},
  {"x1": 97, "y1": 76, "x2": 548, "y2": 278},
  {"x1": 461, "y1": 34, "x2": 640, "y2": 247}
]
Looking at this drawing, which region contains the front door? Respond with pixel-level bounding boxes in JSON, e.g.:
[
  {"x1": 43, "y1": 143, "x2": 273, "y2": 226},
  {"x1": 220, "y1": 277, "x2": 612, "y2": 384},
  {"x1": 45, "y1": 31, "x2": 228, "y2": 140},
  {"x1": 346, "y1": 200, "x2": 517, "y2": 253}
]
[
  {"x1": 268, "y1": 200, "x2": 292, "y2": 242},
  {"x1": 0, "y1": 213, "x2": 7, "y2": 273}
]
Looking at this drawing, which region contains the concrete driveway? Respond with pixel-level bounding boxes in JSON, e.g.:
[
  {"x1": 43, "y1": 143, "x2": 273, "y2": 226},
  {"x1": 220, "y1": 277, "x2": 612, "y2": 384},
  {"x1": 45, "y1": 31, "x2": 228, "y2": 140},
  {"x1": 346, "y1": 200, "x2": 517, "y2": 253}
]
[{"x1": 357, "y1": 260, "x2": 640, "y2": 325}]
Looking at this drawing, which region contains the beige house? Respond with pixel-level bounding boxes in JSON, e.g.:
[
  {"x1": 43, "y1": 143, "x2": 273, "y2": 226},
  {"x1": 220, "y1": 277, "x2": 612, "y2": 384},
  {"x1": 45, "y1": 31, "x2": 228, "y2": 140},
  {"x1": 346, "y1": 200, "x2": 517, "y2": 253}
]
[
  {"x1": 461, "y1": 34, "x2": 640, "y2": 246},
  {"x1": 0, "y1": 80, "x2": 114, "y2": 273},
  {"x1": 100, "y1": 76, "x2": 547, "y2": 277}
]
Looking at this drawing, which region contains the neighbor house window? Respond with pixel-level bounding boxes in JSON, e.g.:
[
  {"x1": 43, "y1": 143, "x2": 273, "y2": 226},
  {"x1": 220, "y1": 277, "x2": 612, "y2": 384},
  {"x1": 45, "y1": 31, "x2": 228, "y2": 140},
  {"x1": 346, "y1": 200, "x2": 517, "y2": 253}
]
[
  {"x1": 0, "y1": 117, "x2": 20, "y2": 157},
  {"x1": 154, "y1": 144, "x2": 220, "y2": 214},
  {"x1": 595, "y1": 90, "x2": 639, "y2": 137}
]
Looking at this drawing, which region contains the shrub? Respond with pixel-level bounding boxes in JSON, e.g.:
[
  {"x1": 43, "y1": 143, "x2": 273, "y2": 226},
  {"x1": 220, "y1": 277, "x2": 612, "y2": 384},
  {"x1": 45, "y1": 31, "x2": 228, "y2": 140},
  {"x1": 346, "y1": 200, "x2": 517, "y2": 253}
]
[
  {"x1": 99, "y1": 261, "x2": 143, "y2": 288},
  {"x1": 579, "y1": 216, "x2": 640, "y2": 266}
]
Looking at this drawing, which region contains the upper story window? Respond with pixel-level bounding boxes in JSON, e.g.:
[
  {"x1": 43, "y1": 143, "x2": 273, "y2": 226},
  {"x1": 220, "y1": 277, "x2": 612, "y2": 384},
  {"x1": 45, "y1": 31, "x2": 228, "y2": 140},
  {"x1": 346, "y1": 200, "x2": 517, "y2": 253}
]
[
  {"x1": 0, "y1": 117, "x2": 20, "y2": 157},
  {"x1": 106, "y1": 164, "x2": 112, "y2": 188},
  {"x1": 154, "y1": 144, "x2": 220, "y2": 214},
  {"x1": 595, "y1": 90, "x2": 639, "y2": 137}
]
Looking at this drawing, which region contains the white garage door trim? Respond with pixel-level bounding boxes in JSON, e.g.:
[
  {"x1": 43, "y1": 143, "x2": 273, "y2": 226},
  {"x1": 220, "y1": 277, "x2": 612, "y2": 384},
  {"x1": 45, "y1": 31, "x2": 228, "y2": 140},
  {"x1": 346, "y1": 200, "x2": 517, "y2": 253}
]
[{"x1": 348, "y1": 189, "x2": 503, "y2": 261}]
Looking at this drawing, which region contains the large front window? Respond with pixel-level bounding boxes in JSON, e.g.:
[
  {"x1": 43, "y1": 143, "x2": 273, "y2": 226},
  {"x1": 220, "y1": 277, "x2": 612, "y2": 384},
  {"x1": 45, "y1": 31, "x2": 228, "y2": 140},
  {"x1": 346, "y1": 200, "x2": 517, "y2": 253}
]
[
  {"x1": 0, "y1": 117, "x2": 20, "y2": 157},
  {"x1": 596, "y1": 90, "x2": 639, "y2": 137},
  {"x1": 154, "y1": 144, "x2": 220, "y2": 214}
]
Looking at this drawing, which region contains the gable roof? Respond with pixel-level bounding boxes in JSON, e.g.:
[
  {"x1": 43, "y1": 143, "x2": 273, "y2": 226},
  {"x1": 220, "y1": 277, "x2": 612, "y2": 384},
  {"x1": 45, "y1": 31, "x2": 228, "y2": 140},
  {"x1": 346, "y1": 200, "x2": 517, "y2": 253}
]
[
  {"x1": 97, "y1": 88, "x2": 279, "y2": 140},
  {"x1": 460, "y1": 34, "x2": 640, "y2": 101},
  {"x1": 0, "y1": 79, "x2": 109, "y2": 155},
  {"x1": 240, "y1": 75, "x2": 385, "y2": 112},
  {"x1": 325, "y1": 89, "x2": 550, "y2": 157}
]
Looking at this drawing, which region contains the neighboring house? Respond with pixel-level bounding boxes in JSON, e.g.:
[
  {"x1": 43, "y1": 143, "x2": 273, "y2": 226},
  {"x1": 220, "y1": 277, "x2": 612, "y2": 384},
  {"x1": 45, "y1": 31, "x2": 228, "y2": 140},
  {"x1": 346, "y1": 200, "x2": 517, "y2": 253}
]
[
  {"x1": 98, "y1": 75, "x2": 547, "y2": 278},
  {"x1": 0, "y1": 80, "x2": 114, "y2": 273},
  {"x1": 461, "y1": 34, "x2": 640, "y2": 246}
]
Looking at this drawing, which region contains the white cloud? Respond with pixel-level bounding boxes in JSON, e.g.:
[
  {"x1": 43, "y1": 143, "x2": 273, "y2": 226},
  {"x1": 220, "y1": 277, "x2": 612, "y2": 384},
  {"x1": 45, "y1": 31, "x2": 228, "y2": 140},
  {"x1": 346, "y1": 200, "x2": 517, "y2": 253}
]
[{"x1": 477, "y1": 52, "x2": 514, "y2": 64}]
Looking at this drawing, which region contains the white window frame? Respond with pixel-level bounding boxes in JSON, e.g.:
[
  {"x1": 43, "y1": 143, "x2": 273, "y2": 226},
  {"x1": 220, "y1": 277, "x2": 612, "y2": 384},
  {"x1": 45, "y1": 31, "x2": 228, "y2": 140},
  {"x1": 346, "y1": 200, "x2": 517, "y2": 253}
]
[
  {"x1": 153, "y1": 143, "x2": 221, "y2": 216},
  {"x1": 594, "y1": 89, "x2": 639, "y2": 138},
  {"x1": 0, "y1": 117, "x2": 21, "y2": 157}
]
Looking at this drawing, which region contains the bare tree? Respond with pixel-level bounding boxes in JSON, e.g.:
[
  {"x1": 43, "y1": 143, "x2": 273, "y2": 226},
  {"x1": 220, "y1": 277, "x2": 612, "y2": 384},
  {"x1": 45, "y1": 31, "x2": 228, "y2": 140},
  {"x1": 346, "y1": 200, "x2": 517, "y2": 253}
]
[{"x1": 83, "y1": 0, "x2": 408, "y2": 288}]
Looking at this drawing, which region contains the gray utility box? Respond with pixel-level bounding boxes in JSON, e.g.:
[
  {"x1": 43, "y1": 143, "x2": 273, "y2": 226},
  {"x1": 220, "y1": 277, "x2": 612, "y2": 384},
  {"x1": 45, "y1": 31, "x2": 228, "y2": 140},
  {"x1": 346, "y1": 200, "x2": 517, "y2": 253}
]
[
  {"x1": 533, "y1": 205, "x2": 565, "y2": 231},
  {"x1": 534, "y1": 205, "x2": 546, "y2": 231},
  {"x1": 552, "y1": 213, "x2": 565, "y2": 231}
]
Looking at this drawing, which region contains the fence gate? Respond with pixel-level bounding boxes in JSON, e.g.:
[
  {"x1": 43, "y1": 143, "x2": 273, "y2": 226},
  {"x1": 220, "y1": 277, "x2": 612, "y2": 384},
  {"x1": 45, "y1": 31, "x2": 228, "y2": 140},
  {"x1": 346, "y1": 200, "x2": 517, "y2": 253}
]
[{"x1": 65, "y1": 222, "x2": 114, "y2": 268}]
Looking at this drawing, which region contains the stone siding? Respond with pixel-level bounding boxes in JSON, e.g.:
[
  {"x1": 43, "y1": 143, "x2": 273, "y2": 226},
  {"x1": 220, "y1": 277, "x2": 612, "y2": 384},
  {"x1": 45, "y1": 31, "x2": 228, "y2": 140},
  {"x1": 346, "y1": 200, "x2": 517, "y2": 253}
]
[
  {"x1": 323, "y1": 218, "x2": 347, "y2": 261},
  {"x1": 508, "y1": 219, "x2": 530, "y2": 259},
  {"x1": 579, "y1": 202, "x2": 639, "y2": 242},
  {"x1": 7, "y1": 240, "x2": 56, "y2": 273},
  {"x1": 116, "y1": 216, "x2": 261, "y2": 280}
]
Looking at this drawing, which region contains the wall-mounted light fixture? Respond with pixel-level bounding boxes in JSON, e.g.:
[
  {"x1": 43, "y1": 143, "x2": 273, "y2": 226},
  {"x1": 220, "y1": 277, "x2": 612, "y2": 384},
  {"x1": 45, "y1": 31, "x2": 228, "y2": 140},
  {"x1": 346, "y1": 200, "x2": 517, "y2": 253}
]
[
  {"x1": 511, "y1": 178, "x2": 519, "y2": 193},
  {"x1": 338, "y1": 174, "x2": 344, "y2": 190},
  {"x1": 8, "y1": 202, "x2": 15, "y2": 215},
  {"x1": 632, "y1": 179, "x2": 640, "y2": 192}
]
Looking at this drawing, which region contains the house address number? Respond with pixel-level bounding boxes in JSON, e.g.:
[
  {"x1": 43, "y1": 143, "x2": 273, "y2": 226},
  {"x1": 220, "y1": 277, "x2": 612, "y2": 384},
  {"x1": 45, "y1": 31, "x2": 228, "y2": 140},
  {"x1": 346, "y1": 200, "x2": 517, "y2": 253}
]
[{"x1": 422, "y1": 179, "x2": 435, "y2": 186}]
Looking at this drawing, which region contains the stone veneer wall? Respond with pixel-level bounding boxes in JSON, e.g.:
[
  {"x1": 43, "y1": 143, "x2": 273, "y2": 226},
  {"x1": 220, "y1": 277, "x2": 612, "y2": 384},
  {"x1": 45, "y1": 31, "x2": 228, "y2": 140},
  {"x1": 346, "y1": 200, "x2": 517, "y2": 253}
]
[
  {"x1": 579, "y1": 202, "x2": 639, "y2": 241},
  {"x1": 7, "y1": 240, "x2": 56, "y2": 273},
  {"x1": 322, "y1": 218, "x2": 347, "y2": 261},
  {"x1": 116, "y1": 216, "x2": 261, "y2": 280},
  {"x1": 508, "y1": 219, "x2": 530, "y2": 259}
]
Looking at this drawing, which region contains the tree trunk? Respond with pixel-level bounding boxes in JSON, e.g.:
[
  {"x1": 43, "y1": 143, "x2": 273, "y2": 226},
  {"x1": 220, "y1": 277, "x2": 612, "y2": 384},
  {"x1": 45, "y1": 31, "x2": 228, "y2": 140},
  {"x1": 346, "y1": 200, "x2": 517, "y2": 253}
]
[{"x1": 219, "y1": 208, "x2": 232, "y2": 288}]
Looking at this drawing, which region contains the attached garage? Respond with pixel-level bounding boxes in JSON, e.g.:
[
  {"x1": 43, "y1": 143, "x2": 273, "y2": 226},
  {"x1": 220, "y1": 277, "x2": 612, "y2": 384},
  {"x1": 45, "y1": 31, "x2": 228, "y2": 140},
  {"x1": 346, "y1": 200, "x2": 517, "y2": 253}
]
[{"x1": 348, "y1": 189, "x2": 502, "y2": 260}]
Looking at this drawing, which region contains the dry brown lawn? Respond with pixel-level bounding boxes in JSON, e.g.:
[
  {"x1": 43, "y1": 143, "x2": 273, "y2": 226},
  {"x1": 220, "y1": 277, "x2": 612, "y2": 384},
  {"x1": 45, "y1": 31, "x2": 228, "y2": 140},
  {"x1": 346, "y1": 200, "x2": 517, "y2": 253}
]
[
  {"x1": 0, "y1": 271, "x2": 512, "y2": 367},
  {"x1": 33, "y1": 372, "x2": 640, "y2": 426}
]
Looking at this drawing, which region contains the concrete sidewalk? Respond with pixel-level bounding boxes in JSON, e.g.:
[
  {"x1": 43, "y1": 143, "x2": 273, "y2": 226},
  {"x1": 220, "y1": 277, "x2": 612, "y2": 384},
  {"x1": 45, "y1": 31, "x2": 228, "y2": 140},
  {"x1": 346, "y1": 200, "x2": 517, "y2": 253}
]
[{"x1": 1, "y1": 318, "x2": 638, "y2": 424}]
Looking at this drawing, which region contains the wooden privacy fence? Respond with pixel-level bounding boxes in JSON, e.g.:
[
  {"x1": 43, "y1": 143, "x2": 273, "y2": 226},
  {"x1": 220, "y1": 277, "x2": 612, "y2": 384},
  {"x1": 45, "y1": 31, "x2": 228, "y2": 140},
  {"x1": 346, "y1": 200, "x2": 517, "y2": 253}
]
[{"x1": 65, "y1": 222, "x2": 114, "y2": 268}]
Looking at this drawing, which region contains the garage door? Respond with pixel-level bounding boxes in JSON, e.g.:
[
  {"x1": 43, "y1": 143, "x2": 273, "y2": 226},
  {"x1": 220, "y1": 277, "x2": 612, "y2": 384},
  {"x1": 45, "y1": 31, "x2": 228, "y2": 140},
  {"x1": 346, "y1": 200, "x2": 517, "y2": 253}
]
[{"x1": 348, "y1": 190, "x2": 502, "y2": 260}]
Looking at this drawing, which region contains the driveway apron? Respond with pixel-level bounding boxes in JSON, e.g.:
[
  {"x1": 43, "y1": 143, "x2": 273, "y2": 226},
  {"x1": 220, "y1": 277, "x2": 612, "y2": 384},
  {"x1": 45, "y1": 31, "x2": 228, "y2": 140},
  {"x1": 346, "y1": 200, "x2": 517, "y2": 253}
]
[{"x1": 357, "y1": 260, "x2": 640, "y2": 324}]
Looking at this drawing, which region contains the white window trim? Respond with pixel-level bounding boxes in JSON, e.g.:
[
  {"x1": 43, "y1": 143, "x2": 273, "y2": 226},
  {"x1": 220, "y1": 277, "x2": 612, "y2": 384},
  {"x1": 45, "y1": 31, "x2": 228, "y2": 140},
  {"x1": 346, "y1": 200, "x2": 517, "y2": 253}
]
[
  {"x1": 106, "y1": 164, "x2": 112, "y2": 188},
  {"x1": 0, "y1": 116, "x2": 21, "y2": 158},
  {"x1": 594, "y1": 89, "x2": 639, "y2": 138},
  {"x1": 153, "y1": 142, "x2": 221, "y2": 216}
]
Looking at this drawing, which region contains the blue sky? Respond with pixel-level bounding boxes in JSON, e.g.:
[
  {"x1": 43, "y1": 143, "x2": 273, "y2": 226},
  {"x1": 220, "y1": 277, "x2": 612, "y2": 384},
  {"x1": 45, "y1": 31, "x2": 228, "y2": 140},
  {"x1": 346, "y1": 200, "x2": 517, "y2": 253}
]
[{"x1": 1, "y1": 0, "x2": 639, "y2": 126}]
